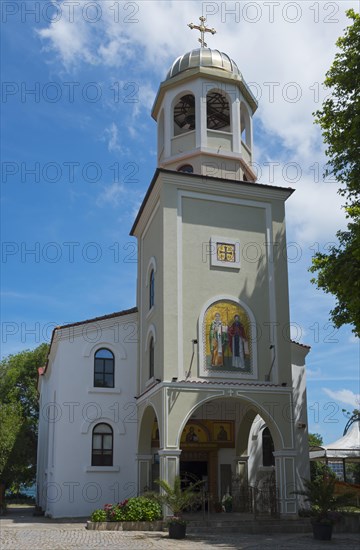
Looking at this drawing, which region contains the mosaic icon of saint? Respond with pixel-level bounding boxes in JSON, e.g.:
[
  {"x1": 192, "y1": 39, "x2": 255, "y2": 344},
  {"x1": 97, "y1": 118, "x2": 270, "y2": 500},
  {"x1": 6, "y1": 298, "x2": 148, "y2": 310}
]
[
  {"x1": 186, "y1": 426, "x2": 199, "y2": 442},
  {"x1": 217, "y1": 425, "x2": 228, "y2": 441},
  {"x1": 228, "y1": 314, "x2": 248, "y2": 368},
  {"x1": 209, "y1": 312, "x2": 228, "y2": 367}
]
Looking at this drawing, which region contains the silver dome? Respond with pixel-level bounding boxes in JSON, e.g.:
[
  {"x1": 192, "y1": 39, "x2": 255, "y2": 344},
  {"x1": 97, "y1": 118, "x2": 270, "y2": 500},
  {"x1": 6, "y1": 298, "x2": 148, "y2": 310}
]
[{"x1": 166, "y1": 48, "x2": 241, "y2": 80}]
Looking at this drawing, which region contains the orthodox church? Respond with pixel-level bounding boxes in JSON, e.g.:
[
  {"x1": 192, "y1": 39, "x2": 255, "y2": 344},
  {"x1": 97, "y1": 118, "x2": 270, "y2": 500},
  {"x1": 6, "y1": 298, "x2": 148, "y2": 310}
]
[{"x1": 37, "y1": 18, "x2": 310, "y2": 518}]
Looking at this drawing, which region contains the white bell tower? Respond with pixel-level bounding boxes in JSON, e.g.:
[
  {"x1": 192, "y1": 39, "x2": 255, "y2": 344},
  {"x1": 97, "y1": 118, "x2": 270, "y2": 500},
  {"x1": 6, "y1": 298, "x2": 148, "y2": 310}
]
[
  {"x1": 152, "y1": 17, "x2": 258, "y2": 182},
  {"x1": 133, "y1": 18, "x2": 310, "y2": 517}
]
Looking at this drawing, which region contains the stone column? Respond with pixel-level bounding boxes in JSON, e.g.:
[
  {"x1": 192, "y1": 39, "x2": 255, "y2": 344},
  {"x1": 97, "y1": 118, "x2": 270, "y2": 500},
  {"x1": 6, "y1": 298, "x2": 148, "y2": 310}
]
[
  {"x1": 158, "y1": 449, "x2": 182, "y2": 484},
  {"x1": 273, "y1": 450, "x2": 298, "y2": 515},
  {"x1": 208, "y1": 449, "x2": 218, "y2": 510},
  {"x1": 158, "y1": 449, "x2": 182, "y2": 516},
  {"x1": 232, "y1": 92, "x2": 241, "y2": 154},
  {"x1": 137, "y1": 454, "x2": 153, "y2": 494},
  {"x1": 235, "y1": 455, "x2": 249, "y2": 484},
  {"x1": 197, "y1": 81, "x2": 208, "y2": 149}
]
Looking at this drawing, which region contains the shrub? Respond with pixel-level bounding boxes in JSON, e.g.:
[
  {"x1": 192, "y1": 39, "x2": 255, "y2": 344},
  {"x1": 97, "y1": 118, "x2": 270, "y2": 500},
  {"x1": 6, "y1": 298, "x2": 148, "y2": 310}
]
[
  {"x1": 90, "y1": 497, "x2": 162, "y2": 522},
  {"x1": 123, "y1": 497, "x2": 162, "y2": 521},
  {"x1": 90, "y1": 509, "x2": 107, "y2": 522},
  {"x1": 108, "y1": 504, "x2": 127, "y2": 521}
]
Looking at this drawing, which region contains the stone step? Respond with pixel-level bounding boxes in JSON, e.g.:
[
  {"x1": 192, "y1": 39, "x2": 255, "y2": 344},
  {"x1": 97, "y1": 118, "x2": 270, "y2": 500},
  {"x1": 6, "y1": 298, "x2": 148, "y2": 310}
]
[{"x1": 186, "y1": 519, "x2": 312, "y2": 535}]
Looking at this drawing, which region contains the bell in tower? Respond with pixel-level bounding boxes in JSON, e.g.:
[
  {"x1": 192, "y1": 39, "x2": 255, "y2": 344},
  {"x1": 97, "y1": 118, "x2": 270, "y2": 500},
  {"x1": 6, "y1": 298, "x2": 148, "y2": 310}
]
[{"x1": 152, "y1": 16, "x2": 258, "y2": 182}]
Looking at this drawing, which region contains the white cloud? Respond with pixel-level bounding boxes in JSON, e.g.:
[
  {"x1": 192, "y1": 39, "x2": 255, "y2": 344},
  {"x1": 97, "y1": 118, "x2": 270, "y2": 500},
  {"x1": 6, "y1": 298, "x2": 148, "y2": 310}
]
[
  {"x1": 37, "y1": 2, "x2": 96, "y2": 69},
  {"x1": 96, "y1": 182, "x2": 125, "y2": 206},
  {"x1": 37, "y1": 1, "x2": 356, "y2": 247},
  {"x1": 104, "y1": 122, "x2": 127, "y2": 154},
  {"x1": 307, "y1": 368, "x2": 322, "y2": 379},
  {"x1": 322, "y1": 388, "x2": 360, "y2": 408}
]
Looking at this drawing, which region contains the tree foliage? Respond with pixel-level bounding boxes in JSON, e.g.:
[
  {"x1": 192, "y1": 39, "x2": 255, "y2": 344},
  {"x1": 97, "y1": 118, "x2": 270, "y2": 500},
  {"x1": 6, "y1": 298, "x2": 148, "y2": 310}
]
[
  {"x1": 308, "y1": 433, "x2": 324, "y2": 447},
  {"x1": 313, "y1": 9, "x2": 360, "y2": 207},
  {"x1": 310, "y1": 10, "x2": 360, "y2": 336},
  {"x1": 310, "y1": 207, "x2": 360, "y2": 335},
  {"x1": 0, "y1": 343, "x2": 48, "y2": 489}
]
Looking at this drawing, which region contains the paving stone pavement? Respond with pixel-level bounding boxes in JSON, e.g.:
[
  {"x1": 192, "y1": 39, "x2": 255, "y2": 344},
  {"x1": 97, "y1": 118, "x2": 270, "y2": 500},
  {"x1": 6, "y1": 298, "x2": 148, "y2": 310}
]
[
  {"x1": 1, "y1": 508, "x2": 359, "y2": 550},
  {"x1": 1, "y1": 525, "x2": 360, "y2": 550}
]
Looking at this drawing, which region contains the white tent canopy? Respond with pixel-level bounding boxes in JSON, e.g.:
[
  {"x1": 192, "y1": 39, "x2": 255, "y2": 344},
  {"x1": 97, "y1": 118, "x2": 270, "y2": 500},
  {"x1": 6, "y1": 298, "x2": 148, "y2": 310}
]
[{"x1": 310, "y1": 419, "x2": 360, "y2": 463}]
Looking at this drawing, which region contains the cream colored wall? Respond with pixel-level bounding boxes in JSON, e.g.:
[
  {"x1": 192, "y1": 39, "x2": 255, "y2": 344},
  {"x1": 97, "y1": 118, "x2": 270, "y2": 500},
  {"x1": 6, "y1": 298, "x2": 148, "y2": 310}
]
[
  {"x1": 171, "y1": 131, "x2": 196, "y2": 156},
  {"x1": 161, "y1": 151, "x2": 252, "y2": 181},
  {"x1": 181, "y1": 196, "x2": 269, "y2": 379},
  {"x1": 137, "y1": 171, "x2": 293, "y2": 387},
  {"x1": 271, "y1": 200, "x2": 292, "y2": 384},
  {"x1": 161, "y1": 184, "x2": 181, "y2": 380},
  {"x1": 291, "y1": 343, "x2": 310, "y2": 483},
  {"x1": 139, "y1": 204, "x2": 164, "y2": 390}
]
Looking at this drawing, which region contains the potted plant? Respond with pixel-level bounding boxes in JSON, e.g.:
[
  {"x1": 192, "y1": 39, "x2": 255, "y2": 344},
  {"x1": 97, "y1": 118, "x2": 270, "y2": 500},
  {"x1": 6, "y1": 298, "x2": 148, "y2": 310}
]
[
  {"x1": 152, "y1": 476, "x2": 203, "y2": 539},
  {"x1": 293, "y1": 467, "x2": 355, "y2": 541},
  {"x1": 222, "y1": 493, "x2": 233, "y2": 512}
]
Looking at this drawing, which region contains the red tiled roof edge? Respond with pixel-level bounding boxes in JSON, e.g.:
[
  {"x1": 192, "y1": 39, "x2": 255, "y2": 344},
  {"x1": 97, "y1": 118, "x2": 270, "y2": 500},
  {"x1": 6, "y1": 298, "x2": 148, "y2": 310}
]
[
  {"x1": 56, "y1": 307, "x2": 138, "y2": 330},
  {"x1": 178, "y1": 379, "x2": 280, "y2": 387},
  {"x1": 130, "y1": 168, "x2": 295, "y2": 236},
  {"x1": 291, "y1": 340, "x2": 311, "y2": 349}
]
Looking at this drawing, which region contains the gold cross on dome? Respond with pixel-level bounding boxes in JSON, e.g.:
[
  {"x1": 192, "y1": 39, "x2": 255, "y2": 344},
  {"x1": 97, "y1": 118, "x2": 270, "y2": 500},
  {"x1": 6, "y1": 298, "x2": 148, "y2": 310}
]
[{"x1": 188, "y1": 16, "x2": 216, "y2": 48}]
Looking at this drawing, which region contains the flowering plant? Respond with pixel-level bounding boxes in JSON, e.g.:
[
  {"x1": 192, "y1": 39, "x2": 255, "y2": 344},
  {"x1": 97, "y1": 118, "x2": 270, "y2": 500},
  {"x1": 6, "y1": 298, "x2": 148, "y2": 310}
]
[{"x1": 90, "y1": 497, "x2": 161, "y2": 522}]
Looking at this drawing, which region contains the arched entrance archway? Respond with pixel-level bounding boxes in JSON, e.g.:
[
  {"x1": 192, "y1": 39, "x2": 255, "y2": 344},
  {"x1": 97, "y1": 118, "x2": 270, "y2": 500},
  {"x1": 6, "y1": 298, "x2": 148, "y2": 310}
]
[
  {"x1": 138, "y1": 383, "x2": 300, "y2": 516},
  {"x1": 177, "y1": 396, "x2": 283, "y2": 513},
  {"x1": 137, "y1": 404, "x2": 161, "y2": 493}
]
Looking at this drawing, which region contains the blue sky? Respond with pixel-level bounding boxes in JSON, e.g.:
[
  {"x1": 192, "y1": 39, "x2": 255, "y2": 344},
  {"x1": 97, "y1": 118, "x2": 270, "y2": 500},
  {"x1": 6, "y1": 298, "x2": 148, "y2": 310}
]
[{"x1": 1, "y1": 1, "x2": 359, "y2": 444}]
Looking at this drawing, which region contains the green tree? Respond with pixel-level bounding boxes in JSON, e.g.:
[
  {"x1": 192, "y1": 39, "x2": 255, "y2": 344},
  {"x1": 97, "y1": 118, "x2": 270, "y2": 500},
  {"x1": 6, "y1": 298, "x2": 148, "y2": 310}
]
[
  {"x1": 308, "y1": 433, "x2": 323, "y2": 447},
  {"x1": 0, "y1": 343, "x2": 48, "y2": 489},
  {"x1": 310, "y1": 10, "x2": 360, "y2": 336}
]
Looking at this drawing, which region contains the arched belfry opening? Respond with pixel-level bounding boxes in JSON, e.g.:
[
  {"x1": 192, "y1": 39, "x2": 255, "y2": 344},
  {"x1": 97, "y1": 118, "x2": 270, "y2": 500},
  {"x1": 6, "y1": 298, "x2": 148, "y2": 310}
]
[
  {"x1": 152, "y1": 41, "x2": 258, "y2": 180},
  {"x1": 174, "y1": 93, "x2": 196, "y2": 135},
  {"x1": 240, "y1": 102, "x2": 252, "y2": 149},
  {"x1": 206, "y1": 90, "x2": 231, "y2": 132}
]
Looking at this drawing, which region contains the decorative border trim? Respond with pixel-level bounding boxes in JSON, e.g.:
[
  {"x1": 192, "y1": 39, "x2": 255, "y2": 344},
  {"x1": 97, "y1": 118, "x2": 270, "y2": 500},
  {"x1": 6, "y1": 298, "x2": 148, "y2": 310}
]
[
  {"x1": 198, "y1": 295, "x2": 258, "y2": 380},
  {"x1": 177, "y1": 190, "x2": 278, "y2": 383},
  {"x1": 210, "y1": 236, "x2": 240, "y2": 269}
]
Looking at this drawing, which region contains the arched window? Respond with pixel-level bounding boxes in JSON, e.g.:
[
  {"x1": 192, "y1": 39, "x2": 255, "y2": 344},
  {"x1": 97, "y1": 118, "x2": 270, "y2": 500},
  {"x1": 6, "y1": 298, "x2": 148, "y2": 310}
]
[
  {"x1": 94, "y1": 348, "x2": 114, "y2": 388},
  {"x1": 92, "y1": 423, "x2": 113, "y2": 466},
  {"x1": 149, "y1": 337, "x2": 154, "y2": 379},
  {"x1": 149, "y1": 269, "x2": 155, "y2": 309},
  {"x1": 262, "y1": 427, "x2": 275, "y2": 467},
  {"x1": 206, "y1": 91, "x2": 230, "y2": 131},
  {"x1": 173, "y1": 94, "x2": 196, "y2": 136},
  {"x1": 177, "y1": 164, "x2": 194, "y2": 173}
]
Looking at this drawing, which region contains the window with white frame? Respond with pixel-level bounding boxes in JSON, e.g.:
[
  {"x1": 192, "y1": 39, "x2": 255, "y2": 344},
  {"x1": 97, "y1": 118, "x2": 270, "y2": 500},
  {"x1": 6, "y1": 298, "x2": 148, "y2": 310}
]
[
  {"x1": 91, "y1": 423, "x2": 113, "y2": 466},
  {"x1": 94, "y1": 348, "x2": 114, "y2": 388}
]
